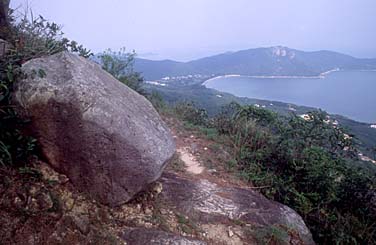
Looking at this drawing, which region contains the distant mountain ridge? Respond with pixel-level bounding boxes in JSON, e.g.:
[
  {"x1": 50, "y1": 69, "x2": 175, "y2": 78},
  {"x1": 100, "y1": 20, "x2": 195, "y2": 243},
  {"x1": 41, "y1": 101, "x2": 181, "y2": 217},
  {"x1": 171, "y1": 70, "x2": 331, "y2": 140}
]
[{"x1": 134, "y1": 46, "x2": 376, "y2": 80}]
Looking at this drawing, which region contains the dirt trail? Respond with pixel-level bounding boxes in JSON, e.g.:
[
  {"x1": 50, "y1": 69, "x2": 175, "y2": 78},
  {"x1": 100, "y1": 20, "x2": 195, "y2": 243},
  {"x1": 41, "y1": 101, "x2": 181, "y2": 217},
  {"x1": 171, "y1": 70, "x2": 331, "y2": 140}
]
[
  {"x1": 167, "y1": 116, "x2": 250, "y2": 189},
  {"x1": 177, "y1": 147, "x2": 205, "y2": 174}
]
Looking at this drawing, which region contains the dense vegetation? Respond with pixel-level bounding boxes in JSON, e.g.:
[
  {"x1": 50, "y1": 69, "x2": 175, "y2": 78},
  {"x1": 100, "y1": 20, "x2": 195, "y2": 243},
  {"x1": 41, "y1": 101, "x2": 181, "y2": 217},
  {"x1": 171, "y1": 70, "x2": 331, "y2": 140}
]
[{"x1": 168, "y1": 101, "x2": 376, "y2": 244}]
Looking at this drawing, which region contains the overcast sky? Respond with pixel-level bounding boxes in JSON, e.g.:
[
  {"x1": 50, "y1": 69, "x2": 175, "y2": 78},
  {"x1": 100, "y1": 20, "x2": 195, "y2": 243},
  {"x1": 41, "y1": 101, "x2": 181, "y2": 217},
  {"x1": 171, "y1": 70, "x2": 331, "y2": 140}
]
[{"x1": 10, "y1": 0, "x2": 376, "y2": 61}]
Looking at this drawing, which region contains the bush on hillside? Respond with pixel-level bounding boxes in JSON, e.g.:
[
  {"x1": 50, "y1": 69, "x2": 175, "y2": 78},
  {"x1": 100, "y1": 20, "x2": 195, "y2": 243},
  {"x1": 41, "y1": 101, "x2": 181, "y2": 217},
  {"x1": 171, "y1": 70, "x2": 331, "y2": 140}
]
[
  {"x1": 173, "y1": 102, "x2": 208, "y2": 126},
  {"x1": 99, "y1": 48, "x2": 144, "y2": 94}
]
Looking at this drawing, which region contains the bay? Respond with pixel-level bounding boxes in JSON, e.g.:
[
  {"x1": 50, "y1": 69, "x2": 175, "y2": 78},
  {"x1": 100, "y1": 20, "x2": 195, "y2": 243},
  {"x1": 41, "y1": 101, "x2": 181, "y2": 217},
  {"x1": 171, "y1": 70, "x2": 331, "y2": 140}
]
[{"x1": 204, "y1": 71, "x2": 376, "y2": 123}]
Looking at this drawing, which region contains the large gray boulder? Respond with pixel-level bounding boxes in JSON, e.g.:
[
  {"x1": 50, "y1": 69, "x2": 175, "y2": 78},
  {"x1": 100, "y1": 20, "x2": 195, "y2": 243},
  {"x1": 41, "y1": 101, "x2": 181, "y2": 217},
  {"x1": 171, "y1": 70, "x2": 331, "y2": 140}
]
[{"x1": 13, "y1": 51, "x2": 175, "y2": 206}]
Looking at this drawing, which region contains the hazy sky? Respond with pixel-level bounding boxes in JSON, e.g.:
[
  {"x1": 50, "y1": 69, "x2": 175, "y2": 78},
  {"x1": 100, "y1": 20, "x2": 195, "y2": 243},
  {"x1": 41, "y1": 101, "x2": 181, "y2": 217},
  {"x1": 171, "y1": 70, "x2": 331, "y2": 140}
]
[{"x1": 11, "y1": 0, "x2": 376, "y2": 61}]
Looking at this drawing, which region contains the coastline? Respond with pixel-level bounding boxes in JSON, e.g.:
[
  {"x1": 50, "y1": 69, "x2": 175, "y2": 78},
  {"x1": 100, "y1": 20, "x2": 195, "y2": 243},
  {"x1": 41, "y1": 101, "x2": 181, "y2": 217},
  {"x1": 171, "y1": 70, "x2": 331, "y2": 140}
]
[
  {"x1": 203, "y1": 68, "x2": 342, "y2": 85},
  {"x1": 203, "y1": 69, "x2": 376, "y2": 85},
  {"x1": 203, "y1": 74, "x2": 322, "y2": 85}
]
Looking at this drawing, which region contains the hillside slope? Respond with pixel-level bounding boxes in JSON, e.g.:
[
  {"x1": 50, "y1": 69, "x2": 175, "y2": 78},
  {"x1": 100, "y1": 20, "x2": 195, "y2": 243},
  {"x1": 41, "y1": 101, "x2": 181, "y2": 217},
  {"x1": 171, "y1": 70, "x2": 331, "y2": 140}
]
[
  {"x1": 145, "y1": 83, "x2": 376, "y2": 171},
  {"x1": 135, "y1": 46, "x2": 376, "y2": 80}
]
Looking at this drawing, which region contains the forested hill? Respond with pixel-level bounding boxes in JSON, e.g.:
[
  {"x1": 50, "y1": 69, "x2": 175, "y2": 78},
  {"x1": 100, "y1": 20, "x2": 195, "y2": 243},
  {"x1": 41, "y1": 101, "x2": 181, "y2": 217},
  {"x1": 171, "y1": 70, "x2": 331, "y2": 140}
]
[{"x1": 135, "y1": 46, "x2": 376, "y2": 80}]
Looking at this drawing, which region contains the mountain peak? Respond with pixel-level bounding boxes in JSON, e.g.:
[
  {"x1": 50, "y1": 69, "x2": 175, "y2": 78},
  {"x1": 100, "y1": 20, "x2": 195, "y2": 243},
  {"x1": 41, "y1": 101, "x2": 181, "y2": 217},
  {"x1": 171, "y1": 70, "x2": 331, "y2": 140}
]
[{"x1": 270, "y1": 46, "x2": 295, "y2": 59}]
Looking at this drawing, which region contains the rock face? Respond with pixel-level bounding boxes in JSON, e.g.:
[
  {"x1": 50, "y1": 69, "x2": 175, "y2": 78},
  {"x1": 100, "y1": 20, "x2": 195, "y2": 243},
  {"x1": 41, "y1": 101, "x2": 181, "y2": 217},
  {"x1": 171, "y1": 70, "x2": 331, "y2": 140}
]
[
  {"x1": 160, "y1": 172, "x2": 314, "y2": 244},
  {"x1": 13, "y1": 51, "x2": 175, "y2": 206},
  {"x1": 121, "y1": 228, "x2": 207, "y2": 245}
]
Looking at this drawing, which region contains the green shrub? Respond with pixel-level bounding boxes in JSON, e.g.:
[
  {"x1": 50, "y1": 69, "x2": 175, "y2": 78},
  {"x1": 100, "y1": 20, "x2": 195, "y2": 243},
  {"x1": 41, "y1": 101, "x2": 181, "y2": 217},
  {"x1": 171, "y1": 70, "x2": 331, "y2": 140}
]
[
  {"x1": 199, "y1": 127, "x2": 218, "y2": 140},
  {"x1": 99, "y1": 48, "x2": 144, "y2": 95},
  {"x1": 173, "y1": 102, "x2": 208, "y2": 126},
  {"x1": 210, "y1": 103, "x2": 376, "y2": 244}
]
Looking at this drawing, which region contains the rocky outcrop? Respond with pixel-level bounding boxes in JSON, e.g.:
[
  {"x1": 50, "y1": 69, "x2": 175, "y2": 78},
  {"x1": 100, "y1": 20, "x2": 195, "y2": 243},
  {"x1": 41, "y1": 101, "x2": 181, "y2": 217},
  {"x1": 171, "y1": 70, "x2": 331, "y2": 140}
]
[
  {"x1": 159, "y1": 172, "x2": 314, "y2": 244},
  {"x1": 121, "y1": 228, "x2": 207, "y2": 245},
  {"x1": 13, "y1": 51, "x2": 175, "y2": 206}
]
